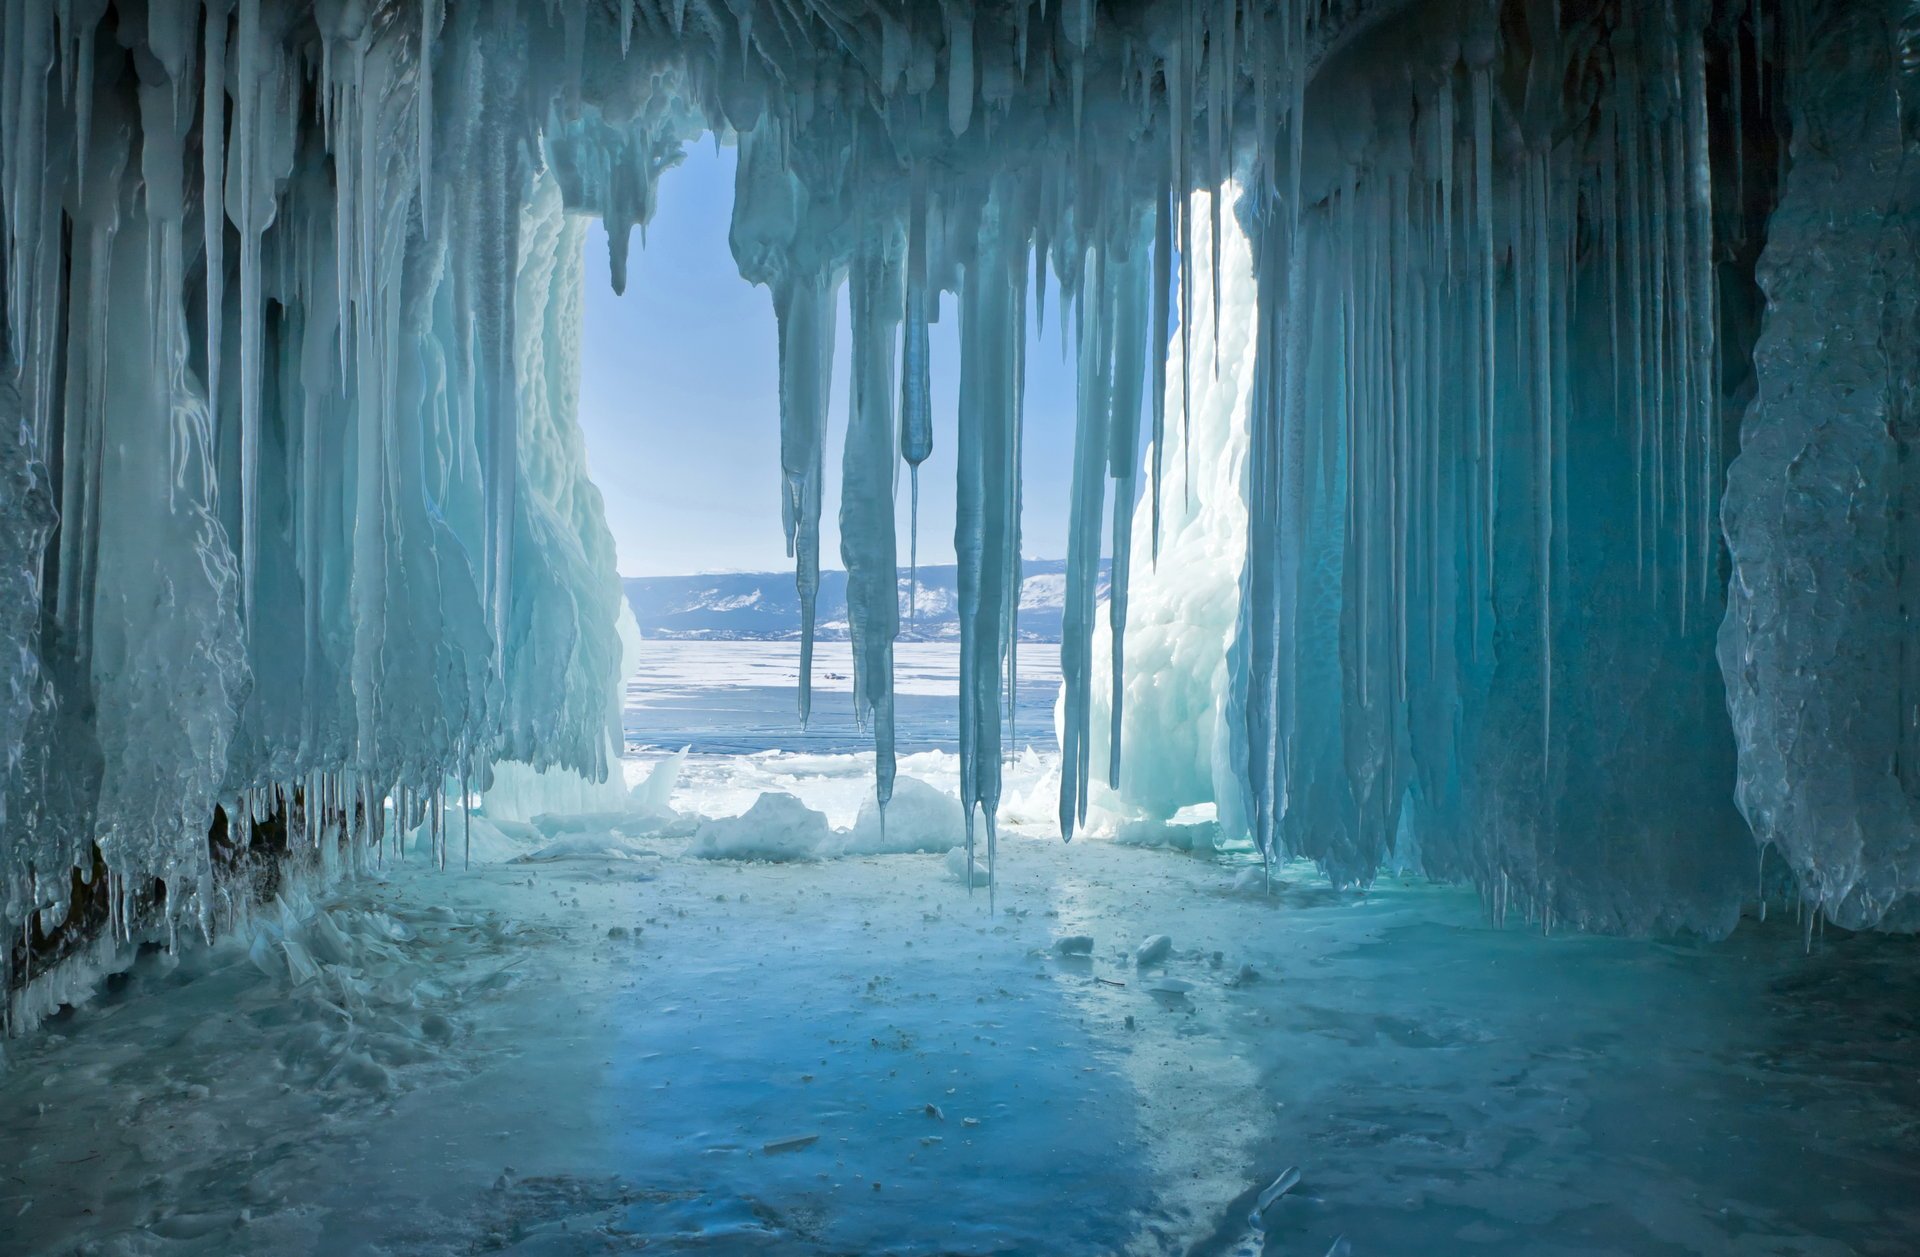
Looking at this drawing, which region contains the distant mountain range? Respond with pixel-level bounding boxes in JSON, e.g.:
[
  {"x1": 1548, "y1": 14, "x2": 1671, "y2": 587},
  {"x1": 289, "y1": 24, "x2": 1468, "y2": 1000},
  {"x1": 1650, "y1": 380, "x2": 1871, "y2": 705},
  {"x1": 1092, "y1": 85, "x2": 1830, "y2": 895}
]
[{"x1": 623, "y1": 559, "x2": 1108, "y2": 642}]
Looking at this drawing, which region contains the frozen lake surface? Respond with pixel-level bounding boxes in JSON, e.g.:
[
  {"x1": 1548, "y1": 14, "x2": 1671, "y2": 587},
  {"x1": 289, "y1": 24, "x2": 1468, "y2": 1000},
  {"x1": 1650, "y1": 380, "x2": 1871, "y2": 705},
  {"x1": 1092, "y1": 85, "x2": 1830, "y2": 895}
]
[
  {"x1": 623, "y1": 639, "x2": 1063, "y2": 758},
  {"x1": 3, "y1": 646, "x2": 1918, "y2": 1255}
]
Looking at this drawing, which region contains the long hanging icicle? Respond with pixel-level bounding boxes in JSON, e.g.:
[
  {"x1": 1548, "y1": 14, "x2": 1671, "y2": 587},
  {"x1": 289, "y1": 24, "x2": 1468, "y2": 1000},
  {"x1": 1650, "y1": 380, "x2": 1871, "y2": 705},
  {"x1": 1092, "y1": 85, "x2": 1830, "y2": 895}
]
[
  {"x1": 954, "y1": 189, "x2": 1022, "y2": 907},
  {"x1": 774, "y1": 267, "x2": 839, "y2": 727},
  {"x1": 1058, "y1": 235, "x2": 1114, "y2": 839},
  {"x1": 842, "y1": 227, "x2": 905, "y2": 813},
  {"x1": 1149, "y1": 176, "x2": 1173, "y2": 560},
  {"x1": 899, "y1": 171, "x2": 934, "y2": 623},
  {"x1": 1106, "y1": 218, "x2": 1150, "y2": 788}
]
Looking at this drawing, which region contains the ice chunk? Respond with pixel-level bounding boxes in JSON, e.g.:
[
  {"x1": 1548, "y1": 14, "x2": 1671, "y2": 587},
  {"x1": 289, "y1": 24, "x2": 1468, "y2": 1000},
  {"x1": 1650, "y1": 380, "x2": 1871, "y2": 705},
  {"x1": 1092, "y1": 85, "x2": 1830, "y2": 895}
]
[
  {"x1": 944, "y1": 847, "x2": 992, "y2": 888},
  {"x1": 1134, "y1": 935, "x2": 1173, "y2": 967},
  {"x1": 761, "y1": 1134, "x2": 820, "y2": 1154},
  {"x1": 1250, "y1": 1166, "x2": 1300, "y2": 1227},
  {"x1": 1052, "y1": 935, "x2": 1095, "y2": 956},
  {"x1": 688, "y1": 793, "x2": 831, "y2": 862},
  {"x1": 630, "y1": 748, "x2": 689, "y2": 816},
  {"x1": 841, "y1": 778, "x2": 964, "y2": 855}
]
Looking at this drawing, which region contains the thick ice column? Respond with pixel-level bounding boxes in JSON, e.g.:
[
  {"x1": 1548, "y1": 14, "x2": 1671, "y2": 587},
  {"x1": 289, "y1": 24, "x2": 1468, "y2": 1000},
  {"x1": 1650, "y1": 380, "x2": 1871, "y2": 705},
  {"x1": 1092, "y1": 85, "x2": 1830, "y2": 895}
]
[
  {"x1": 1721, "y1": 0, "x2": 1920, "y2": 930},
  {"x1": 842, "y1": 227, "x2": 906, "y2": 811}
]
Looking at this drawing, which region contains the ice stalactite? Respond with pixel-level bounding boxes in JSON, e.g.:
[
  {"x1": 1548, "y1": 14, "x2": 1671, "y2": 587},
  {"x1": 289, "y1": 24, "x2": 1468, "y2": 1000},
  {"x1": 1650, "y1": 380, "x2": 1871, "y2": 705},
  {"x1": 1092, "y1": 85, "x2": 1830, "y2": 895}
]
[
  {"x1": 898, "y1": 175, "x2": 935, "y2": 624},
  {"x1": 1059, "y1": 202, "x2": 1154, "y2": 837},
  {"x1": 842, "y1": 224, "x2": 906, "y2": 813},
  {"x1": 954, "y1": 186, "x2": 1027, "y2": 905},
  {"x1": 775, "y1": 266, "x2": 837, "y2": 729}
]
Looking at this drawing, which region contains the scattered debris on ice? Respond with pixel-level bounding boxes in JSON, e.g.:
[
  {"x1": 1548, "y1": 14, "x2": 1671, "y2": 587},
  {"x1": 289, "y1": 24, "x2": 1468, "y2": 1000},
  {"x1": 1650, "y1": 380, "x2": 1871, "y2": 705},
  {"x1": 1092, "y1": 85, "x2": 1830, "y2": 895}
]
[{"x1": 762, "y1": 1134, "x2": 820, "y2": 1154}]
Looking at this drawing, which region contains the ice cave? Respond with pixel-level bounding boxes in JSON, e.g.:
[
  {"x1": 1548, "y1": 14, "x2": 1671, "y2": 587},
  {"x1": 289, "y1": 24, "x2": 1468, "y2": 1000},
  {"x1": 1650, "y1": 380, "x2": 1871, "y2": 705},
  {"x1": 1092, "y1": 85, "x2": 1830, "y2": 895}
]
[{"x1": 4, "y1": 0, "x2": 1920, "y2": 1252}]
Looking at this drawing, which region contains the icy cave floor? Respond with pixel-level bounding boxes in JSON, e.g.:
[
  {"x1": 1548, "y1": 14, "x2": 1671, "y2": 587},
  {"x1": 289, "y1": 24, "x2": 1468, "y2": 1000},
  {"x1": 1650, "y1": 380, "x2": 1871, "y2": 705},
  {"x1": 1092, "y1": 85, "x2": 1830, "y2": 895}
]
[{"x1": 5, "y1": 761, "x2": 1920, "y2": 1256}]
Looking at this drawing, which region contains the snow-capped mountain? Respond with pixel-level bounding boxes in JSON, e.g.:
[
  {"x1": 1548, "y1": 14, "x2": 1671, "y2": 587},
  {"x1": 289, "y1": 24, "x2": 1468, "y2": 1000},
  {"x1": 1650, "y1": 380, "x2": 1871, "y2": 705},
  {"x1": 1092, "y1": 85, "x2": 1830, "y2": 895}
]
[{"x1": 623, "y1": 559, "x2": 1106, "y2": 642}]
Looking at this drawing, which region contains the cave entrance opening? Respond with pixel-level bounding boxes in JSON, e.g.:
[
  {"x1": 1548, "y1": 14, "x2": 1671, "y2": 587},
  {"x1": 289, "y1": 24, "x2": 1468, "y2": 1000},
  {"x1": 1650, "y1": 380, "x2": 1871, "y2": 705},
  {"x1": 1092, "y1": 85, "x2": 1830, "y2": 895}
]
[{"x1": 569, "y1": 133, "x2": 1080, "y2": 813}]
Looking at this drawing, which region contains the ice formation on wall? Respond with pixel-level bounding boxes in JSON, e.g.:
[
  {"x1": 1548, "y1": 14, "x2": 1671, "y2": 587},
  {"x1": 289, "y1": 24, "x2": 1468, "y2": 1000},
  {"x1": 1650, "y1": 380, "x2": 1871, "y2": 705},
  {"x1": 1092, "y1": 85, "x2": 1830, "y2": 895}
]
[
  {"x1": 3, "y1": 0, "x2": 1919, "y2": 1007},
  {"x1": 1074, "y1": 182, "x2": 1256, "y2": 841},
  {"x1": 1231, "y1": 0, "x2": 1761, "y2": 932},
  {"x1": 1720, "y1": 0, "x2": 1920, "y2": 932}
]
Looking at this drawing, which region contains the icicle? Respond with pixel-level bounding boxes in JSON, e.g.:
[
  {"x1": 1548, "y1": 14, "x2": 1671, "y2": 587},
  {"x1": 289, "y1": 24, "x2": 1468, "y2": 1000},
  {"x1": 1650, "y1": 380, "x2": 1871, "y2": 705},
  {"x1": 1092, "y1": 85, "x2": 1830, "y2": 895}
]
[
  {"x1": 899, "y1": 173, "x2": 933, "y2": 623},
  {"x1": 1150, "y1": 178, "x2": 1172, "y2": 559},
  {"x1": 775, "y1": 268, "x2": 840, "y2": 727},
  {"x1": 1207, "y1": 0, "x2": 1228, "y2": 377},
  {"x1": 842, "y1": 228, "x2": 905, "y2": 811},
  {"x1": 1529, "y1": 151, "x2": 1554, "y2": 773},
  {"x1": 418, "y1": 0, "x2": 440, "y2": 222},
  {"x1": 945, "y1": 2, "x2": 975, "y2": 137},
  {"x1": 1472, "y1": 63, "x2": 1496, "y2": 608},
  {"x1": 1680, "y1": 10, "x2": 1718, "y2": 608},
  {"x1": 1059, "y1": 238, "x2": 1113, "y2": 839},
  {"x1": 954, "y1": 189, "x2": 1021, "y2": 903},
  {"x1": 1107, "y1": 222, "x2": 1149, "y2": 787},
  {"x1": 1170, "y1": 29, "x2": 1194, "y2": 507},
  {"x1": 235, "y1": 0, "x2": 263, "y2": 629}
]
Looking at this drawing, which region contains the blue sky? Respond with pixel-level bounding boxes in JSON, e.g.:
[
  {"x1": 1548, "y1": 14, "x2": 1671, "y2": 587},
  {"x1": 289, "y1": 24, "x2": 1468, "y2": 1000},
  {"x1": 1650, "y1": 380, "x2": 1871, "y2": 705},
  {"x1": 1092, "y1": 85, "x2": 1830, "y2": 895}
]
[{"x1": 576, "y1": 140, "x2": 1082, "y2": 578}]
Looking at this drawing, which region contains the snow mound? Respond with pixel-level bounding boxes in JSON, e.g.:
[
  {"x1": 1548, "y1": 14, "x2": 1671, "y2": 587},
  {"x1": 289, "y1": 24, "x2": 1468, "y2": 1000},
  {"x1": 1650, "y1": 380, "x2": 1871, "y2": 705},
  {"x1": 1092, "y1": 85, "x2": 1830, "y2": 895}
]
[
  {"x1": 841, "y1": 777, "x2": 965, "y2": 855},
  {"x1": 688, "y1": 793, "x2": 832, "y2": 862}
]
